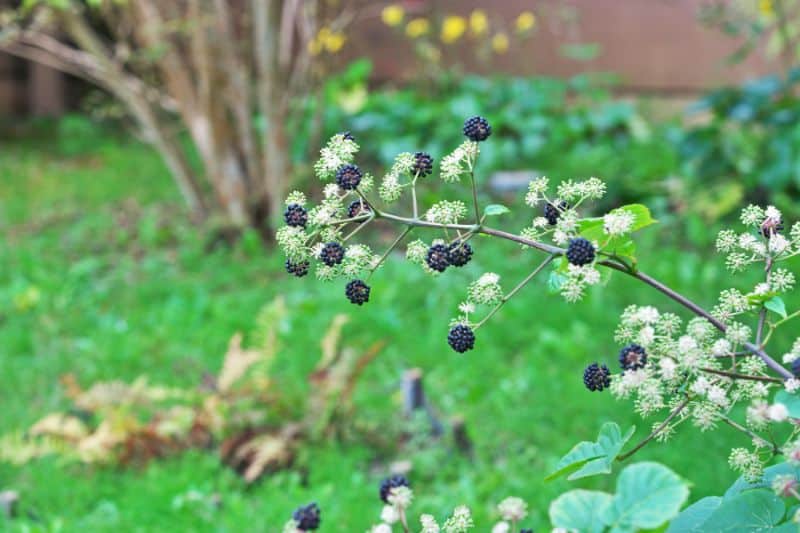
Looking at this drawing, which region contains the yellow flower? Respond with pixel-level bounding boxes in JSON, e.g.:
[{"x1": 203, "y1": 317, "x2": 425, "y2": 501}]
[
  {"x1": 308, "y1": 38, "x2": 323, "y2": 56},
  {"x1": 441, "y1": 15, "x2": 467, "y2": 44},
  {"x1": 491, "y1": 32, "x2": 509, "y2": 54},
  {"x1": 405, "y1": 18, "x2": 430, "y2": 39},
  {"x1": 759, "y1": 0, "x2": 774, "y2": 17},
  {"x1": 516, "y1": 11, "x2": 536, "y2": 32},
  {"x1": 381, "y1": 4, "x2": 405, "y2": 27},
  {"x1": 469, "y1": 9, "x2": 489, "y2": 36},
  {"x1": 323, "y1": 31, "x2": 346, "y2": 53}
]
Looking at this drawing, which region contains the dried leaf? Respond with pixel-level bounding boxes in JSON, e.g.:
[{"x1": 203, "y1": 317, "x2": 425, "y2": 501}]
[
  {"x1": 218, "y1": 333, "x2": 264, "y2": 392},
  {"x1": 30, "y1": 413, "x2": 89, "y2": 441}
]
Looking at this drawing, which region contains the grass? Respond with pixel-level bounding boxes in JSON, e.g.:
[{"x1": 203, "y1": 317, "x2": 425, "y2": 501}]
[{"x1": 0, "y1": 121, "x2": 796, "y2": 531}]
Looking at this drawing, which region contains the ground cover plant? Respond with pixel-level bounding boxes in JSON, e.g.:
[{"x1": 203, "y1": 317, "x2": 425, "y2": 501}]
[
  {"x1": 278, "y1": 117, "x2": 800, "y2": 529},
  {"x1": 0, "y1": 121, "x2": 762, "y2": 530}
]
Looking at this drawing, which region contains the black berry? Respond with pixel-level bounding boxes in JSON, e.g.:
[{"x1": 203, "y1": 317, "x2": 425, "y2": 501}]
[
  {"x1": 345, "y1": 279, "x2": 370, "y2": 305},
  {"x1": 544, "y1": 201, "x2": 567, "y2": 226},
  {"x1": 340, "y1": 131, "x2": 355, "y2": 141},
  {"x1": 619, "y1": 343, "x2": 647, "y2": 371},
  {"x1": 292, "y1": 502, "x2": 321, "y2": 530},
  {"x1": 583, "y1": 363, "x2": 611, "y2": 392},
  {"x1": 426, "y1": 244, "x2": 450, "y2": 272},
  {"x1": 412, "y1": 152, "x2": 434, "y2": 177},
  {"x1": 761, "y1": 218, "x2": 784, "y2": 239},
  {"x1": 347, "y1": 199, "x2": 371, "y2": 218},
  {"x1": 792, "y1": 358, "x2": 800, "y2": 378},
  {"x1": 566, "y1": 237, "x2": 595, "y2": 266},
  {"x1": 284, "y1": 204, "x2": 308, "y2": 228},
  {"x1": 335, "y1": 164, "x2": 362, "y2": 190},
  {"x1": 520, "y1": 530, "x2": 533, "y2": 533},
  {"x1": 379, "y1": 475, "x2": 410, "y2": 503},
  {"x1": 285, "y1": 259, "x2": 310, "y2": 278},
  {"x1": 447, "y1": 241, "x2": 473, "y2": 267},
  {"x1": 319, "y1": 242, "x2": 345, "y2": 266},
  {"x1": 448, "y1": 324, "x2": 475, "y2": 353},
  {"x1": 463, "y1": 116, "x2": 492, "y2": 142}
]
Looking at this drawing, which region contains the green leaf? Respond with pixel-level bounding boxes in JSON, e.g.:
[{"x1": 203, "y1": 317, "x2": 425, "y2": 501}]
[
  {"x1": 701, "y1": 489, "x2": 785, "y2": 531},
  {"x1": 765, "y1": 296, "x2": 788, "y2": 319},
  {"x1": 602, "y1": 462, "x2": 689, "y2": 530},
  {"x1": 667, "y1": 497, "x2": 722, "y2": 532},
  {"x1": 483, "y1": 204, "x2": 511, "y2": 217},
  {"x1": 546, "y1": 422, "x2": 635, "y2": 481},
  {"x1": 549, "y1": 489, "x2": 612, "y2": 533},
  {"x1": 620, "y1": 204, "x2": 658, "y2": 232}
]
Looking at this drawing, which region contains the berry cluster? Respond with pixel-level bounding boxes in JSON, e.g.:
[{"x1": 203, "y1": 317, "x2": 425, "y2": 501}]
[
  {"x1": 447, "y1": 241, "x2": 474, "y2": 267},
  {"x1": 544, "y1": 200, "x2": 567, "y2": 226},
  {"x1": 448, "y1": 324, "x2": 476, "y2": 353},
  {"x1": 566, "y1": 237, "x2": 595, "y2": 266},
  {"x1": 463, "y1": 115, "x2": 492, "y2": 142},
  {"x1": 379, "y1": 474, "x2": 410, "y2": 503},
  {"x1": 335, "y1": 163, "x2": 362, "y2": 190},
  {"x1": 583, "y1": 362, "x2": 611, "y2": 392},
  {"x1": 618, "y1": 343, "x2": 647, "y2": 371},
  {"x1": 412, "y1": 151, "x2": 434, "y2": 177},
  {"x1": 345, "y1": 279, "x2": 371, "y2": 305},
  {"x1": 285, "y1": 259, "x2": 310, "y2": 278},
  {"x1": 284, "y1": 204, "x2": 308, "y2": 228},
  {"x1": 292, "y1": 502, "x2": 321, "y2": 531},
  {"x1": 426, "y1": 243, "x2": 450, "y2": 272},
  {"x1": 319, "y1": 242, "x2": 345, "y2": 266},
  {"x1": 347, "y1": 199, "x2": 371, "y2": 218},
  {"x1": 761, "y1": 217, "x2": 784, "y2": 239}
]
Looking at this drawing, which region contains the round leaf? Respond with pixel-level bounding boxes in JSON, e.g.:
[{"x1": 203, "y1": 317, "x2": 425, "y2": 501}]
[
  {"x1": 603, "y1": 462, "x2": 689, "y2": 530},
  {"x1": 549, "y1": 489, "x2": 612, "y2": 533}
]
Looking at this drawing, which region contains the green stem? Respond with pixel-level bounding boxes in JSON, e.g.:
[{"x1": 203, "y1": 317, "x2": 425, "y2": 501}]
[
  {"x1": 367, "y1": 227, "x2": 412, "y2": 281},
  {"x1": 475, "y1": 254, "x2": 556, "y2": 329}
]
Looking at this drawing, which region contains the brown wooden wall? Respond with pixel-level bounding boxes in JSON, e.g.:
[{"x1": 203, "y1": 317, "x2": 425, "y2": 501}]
[
  {"x1": 352, "y1": 0, "x2": 774, "y2": 93},
  {"x1": 0, "y1": 0, "x2": 780, "y2": 116}
]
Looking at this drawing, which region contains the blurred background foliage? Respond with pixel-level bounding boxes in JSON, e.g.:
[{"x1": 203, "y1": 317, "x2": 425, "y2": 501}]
[{"x1": 4, "y1": 0, "x2": 800, "y2": 531}]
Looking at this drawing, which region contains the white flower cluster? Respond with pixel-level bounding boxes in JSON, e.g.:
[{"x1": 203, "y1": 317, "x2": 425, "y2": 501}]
[
  {"x1": 379, "y1": 152, "x2": 416, "y2": 203},
  {"x1": 558, "y1": 262, "x2": 601, "y2": 303},
  {"x1": 440, "y1": 141, "x2": 479, "y2": 183},
  {"x1": 729, "y1": 447, "x2": 764, "y2": 482},
  {"x1": 717, "y1": 205, "x2": 800, "y2": 272},
  {"x1": 285, "y1": 191, "x2": 306, "y2": 206},
  {"x1": 281, "y1": 520, "x2": 301, "y2": 533},
  {"x1": 497, "y1": 496, "x2": 527, "y2": 521},
  {"x1": 442, "y1": 505, "x2": 474, "y2": 532},
  {"x1": 782, "y1": 338, "x2": 800, "y2": 364},
  {"x1": 610, "y1": 305, "x2": 771, "y2": 428},
  {"x1": 313, "y1": 243, "x2": 380, "y2": 282},
  {"x1": 313, "y1": 133, "x2": 359, "y2": 180},
  {"x1": 524, "y1": 176, "x2": 550, "y2": 207},
  {"x1": 603, "y1": 208, "x2": 636, "y2": 237},
  {"x1": 520, "y1": 176, "x2": 606, "y2": 246},
  {"x1": 425, "y1": 201, "x2": 468, "y2": 224},
  {"x1": 556, "y1": 177, "x2": 607, "y2": 201},
  {"x1": 468, "y1": 273, "x2": 503, "y2": 305}
]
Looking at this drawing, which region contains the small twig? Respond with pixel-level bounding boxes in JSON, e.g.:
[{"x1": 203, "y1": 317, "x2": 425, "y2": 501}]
[
  {"x1": 366, "y1": 227, "x2": 412, "y2": 281},
  {"x1": 475, "y1": 254, "x2": 557, "y2": 329},
  {"x1": 617, "y1": 398, "x2": 690, "y2": 461},
  {"x1": 701, "y1": 367, "x2": 782, "y2": 384},
  {"x1": 720, "y1": 414, "x2": 778, "y2": 454}
]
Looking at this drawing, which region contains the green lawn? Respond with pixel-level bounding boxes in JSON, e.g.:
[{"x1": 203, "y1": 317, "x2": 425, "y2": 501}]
[{"x1": 0, "y1": 125, "x2": 791, "y2": 531}]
